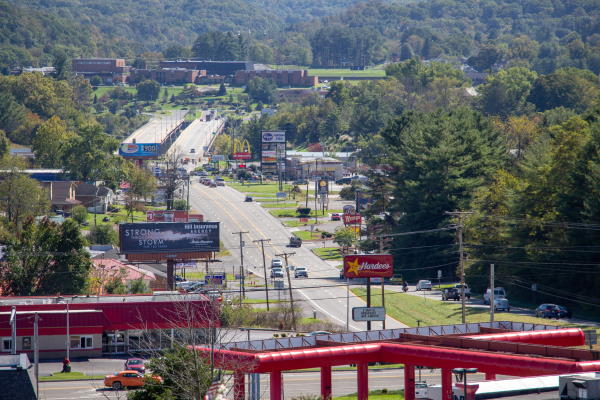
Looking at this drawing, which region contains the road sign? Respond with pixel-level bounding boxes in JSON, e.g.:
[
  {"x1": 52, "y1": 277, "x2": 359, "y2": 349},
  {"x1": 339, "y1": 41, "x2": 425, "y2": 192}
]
[
  {"x1": 352, "y1": 307, "x2": 386, "y2": 321},
  {"x1": 437, "y1": 270, "x2": 442, "y2": 279}
]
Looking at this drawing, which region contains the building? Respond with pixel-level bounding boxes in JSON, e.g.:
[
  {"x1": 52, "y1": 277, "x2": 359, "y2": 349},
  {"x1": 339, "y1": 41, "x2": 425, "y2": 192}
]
[
  {"x1": 129, "y1": 68, "x2": 207, "y2": 85},
  {"x1": 159, "y1": 60, "x2": 251, "y2": 76},
  {"x1": 40, "y1": 181, "x2": 81, "y2": 212},
  {"x1": 0, "y1": 354, "x2": 36, "y2": 400},
  {"x1": 74, "y1": 182, "x2": 114, "y2": 213},
  {"x1": 0, "y1": 293, "x2": 218, "y2": 359},
  {"x1": 285, "y1": 151, "x2": 356, "y2": 180},
  {"x1": 91, "y1": 258, "x2": 157, "y2": 294},
  {"x1": 235, "y1": 69, "x2": 318, "y2": 87},
  {"x1": 72, "y1": 58, "x2": 130, "y2": 84}
]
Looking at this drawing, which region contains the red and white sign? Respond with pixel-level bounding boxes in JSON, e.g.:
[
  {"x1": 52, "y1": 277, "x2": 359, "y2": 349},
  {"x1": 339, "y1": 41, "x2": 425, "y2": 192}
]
[
  {"x1": 232, "y1": 152, "x2": 252, "y2": 160},
  {"x1": 343, "y1": 254, "x2": 393, "y2": 278},
  {"x1": 343, "y1": 213, "x2": 362, "y2": 225},
  {"x1": 146, "y1": 210, "x2": 189, "y2": 222},
  {"x1": 188, "y1": 214, "x2": 204, "y2": 222}
]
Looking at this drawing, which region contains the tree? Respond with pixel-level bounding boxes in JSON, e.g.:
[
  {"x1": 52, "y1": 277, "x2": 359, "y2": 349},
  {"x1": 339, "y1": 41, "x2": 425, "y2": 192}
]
[
  {"x1": 333, "y1": 227, "x2": 357, "y2": 253},
  {"x1": 380, "y1": 107, "x2": 507, "y2": 278},
  {"x1": 129, "y1": 278, "x2": 149, "y2": 294},
  {"x1": 245, "y1": 77, "x2": 277, "y2": 104},
  {"x1": 528, "y1": 68, "x2": 600, "y2": 113},
  {"x1": 0, "y1": 172, "x2": 49, "y2": 230},
  {"x1": 90, "y1": 75, "x2": 103, "y2": 86},
  {"x1": 0, "y1": 93, "x2": 26, "y2": 139},
  {"x1": 137, "y1": 80, "x2": 161, "y2": 101},
  {"x1": 218, "y1": 83, "x2": 227, "y2": 96},
  {"x1": 163, "y1": 44, "x2": 192, "y2": 59},
  {"x1": 192, "y1": 31, "x2": 244, "y2": 60},
  {"x1": 124, "y1": 163, "x2": 157, "y2": 221},
  {"x1": 71, "y1": 205, "x2": 88, "y2": 225},
  {"x1": 0, "y1": 218, "x2": 91, "y2": 296},
  {"x1": 89, "y1": 224, "x2": 118, "y2": 245},
  {"x1": 478, "y1": 67, "x2": 538, "y2": 117},
  {"x1": 467, "y1": 44, "x2": 504, "y2": 72},
  {"x1": 32, "y1": 116, "x2": 74, "y2": 168},
  {"x1": 104, "y1": 272, "x2": 128, "y2": 295},
  {"x1": 159, "y1": 149, "x2": 186, "y2": 210}
]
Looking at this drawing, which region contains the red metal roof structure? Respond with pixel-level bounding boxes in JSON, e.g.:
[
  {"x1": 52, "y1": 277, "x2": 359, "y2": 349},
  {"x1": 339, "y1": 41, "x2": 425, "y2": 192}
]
[{"x1": 191, "y1": 322, "x2": 599, "y2": 400}]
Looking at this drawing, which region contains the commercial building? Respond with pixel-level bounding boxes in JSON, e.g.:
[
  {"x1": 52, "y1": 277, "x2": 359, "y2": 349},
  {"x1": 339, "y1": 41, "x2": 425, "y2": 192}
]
[
  {"x1": 0, "y1": 293, "x2": 218, "y2": 359},
  {"x1": 285, "y1": 151, "x2": 357, "y2": 180},
  {"x1": 234, "y1": 69, "x2": 318, "y2": 87},
  {"x1": 128, "y1": 68, "x2": 207, "y2": 85},
  {"x1": 159, "y1": 60, "x2": 251, "y2": 76},
  {"x1": 72, "y1": 58, "x2": 130, "y2": 84}
]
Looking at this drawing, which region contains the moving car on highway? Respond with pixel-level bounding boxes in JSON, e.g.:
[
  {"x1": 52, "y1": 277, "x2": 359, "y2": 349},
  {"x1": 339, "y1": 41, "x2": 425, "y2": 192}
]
[
  {"x1": 271, "y1": 258, "x2": 283, "y2": 268},
  {"x1": 271, "y1": 267, "x2": 284, "y2": 278},
  {"x1": 441, "y1": 287, "x2": 460, "y2": 301},
  {"x1": 294, "y1": 266, "x2": 308, "y2": 278},
  {"x1": 416, "y1": 280, "x2": 432, "y2": 291}
]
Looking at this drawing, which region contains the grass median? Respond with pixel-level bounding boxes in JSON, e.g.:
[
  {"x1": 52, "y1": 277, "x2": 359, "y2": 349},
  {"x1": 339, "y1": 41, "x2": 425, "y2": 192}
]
[
  {"x1": 40, "y1": 371, "x2": 105, "y2": 381},
  {"x1": 351, "y1": 288, "x2": 572, "y2": 327}
]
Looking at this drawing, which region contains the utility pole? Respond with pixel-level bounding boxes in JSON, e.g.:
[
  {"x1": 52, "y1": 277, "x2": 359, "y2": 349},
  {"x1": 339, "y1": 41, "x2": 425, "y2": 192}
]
[
  {"x1": 490, "y1": 263, "x2": 495, "y2": 323},
  {"x1": 276, "y1": 251, "x2": 296, "y2": 331},
  {"x1": 254, "y1": 238, "x2": 271, "y2": 310},
  {"x1": 232, "y1": 231, "x2": 249, "y2": 303},
  {"x1": 445, "y1": 211, "x2": 472, "y2": 324},
  {"x1": 34, "y1": 312, "x2": 39, "y2": 397}
]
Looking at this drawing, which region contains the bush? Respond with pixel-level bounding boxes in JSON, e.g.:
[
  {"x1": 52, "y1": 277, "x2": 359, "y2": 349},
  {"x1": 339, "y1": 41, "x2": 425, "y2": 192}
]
[
  {"x1": 89, "y1": 224, "x2": 118, "y2": 245},
  {"x1": 339, "y1": 185, "x2": 358, "y2": 200},
  {"x1": 173, "y1": 199, "x2": 189, "y2": 210},
  {"x1": 71, "y1": 205, "x2": 88, "y2": 225}
]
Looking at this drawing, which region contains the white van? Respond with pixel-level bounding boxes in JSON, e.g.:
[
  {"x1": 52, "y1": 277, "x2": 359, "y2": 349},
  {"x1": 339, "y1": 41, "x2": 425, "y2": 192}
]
[{"x1": 484, "y1": 287, "x2": 506, "y2": 304}]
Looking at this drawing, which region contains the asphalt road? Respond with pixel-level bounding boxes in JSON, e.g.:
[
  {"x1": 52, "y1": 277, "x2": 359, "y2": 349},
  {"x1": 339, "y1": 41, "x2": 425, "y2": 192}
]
[
  {"x1": 188, "y1": 182, "x2": 406, "y2": 331},
  {"x1": 170, "y1": 116, "x2": 224, "y2": 162},
  {"x1": 124, "y1": 109, "x2": 188, "y2": 144},
  {"x1": 39, "y1": 368, "x2": 559, "y2": 400}
]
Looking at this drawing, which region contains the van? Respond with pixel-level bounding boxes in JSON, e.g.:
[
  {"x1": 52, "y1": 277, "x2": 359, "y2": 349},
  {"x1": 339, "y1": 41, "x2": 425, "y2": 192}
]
[{"x1": 484, "y1": 287, "x2": 506, "y2": 304}]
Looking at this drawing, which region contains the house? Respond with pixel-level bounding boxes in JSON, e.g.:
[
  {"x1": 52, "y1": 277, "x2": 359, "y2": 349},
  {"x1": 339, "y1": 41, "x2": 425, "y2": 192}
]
[
  {"x1": 74, "y1": 183, "x2": 114, "y2": 213},
  {"x1": 91, "y1": 258, "x2": 156, "y2": 295},
  {"x1": 41, "y1": 181, "x2": 81, "y2": 212},
  {"x1": 0, "y1": 354, "x2": 36, "y2": 400}
]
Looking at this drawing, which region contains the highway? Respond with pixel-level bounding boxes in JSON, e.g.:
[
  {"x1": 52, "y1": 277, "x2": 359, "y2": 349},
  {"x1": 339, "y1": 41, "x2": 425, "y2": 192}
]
[
  {"x1": 188, "y1": 182, "x2": 406, "y2": 331},
  {"x1": 123, "y1": 109, "x2": 188, "y2": 144},
  {"x1": 169, "y1": 115, "x2": 224, "y2": 163}
]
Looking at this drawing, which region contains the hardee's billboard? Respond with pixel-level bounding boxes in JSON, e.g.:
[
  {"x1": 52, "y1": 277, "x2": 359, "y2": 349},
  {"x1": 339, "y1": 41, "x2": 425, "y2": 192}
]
[{"x1": 343, "y1": 254, "x2": 394, "y2": 278}]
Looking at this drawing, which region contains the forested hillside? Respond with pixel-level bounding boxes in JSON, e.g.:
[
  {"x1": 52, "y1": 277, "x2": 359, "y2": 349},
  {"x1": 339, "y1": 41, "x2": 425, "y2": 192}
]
[
  {"x1": 0, "y1": 1, "x2": 97, "y2": 73},
  {"x1": 7, "y1": 0, "x2": 377, "y2": 52},
  {"x1": 296, "y1": 0, "x2": 600, "y2": 71}
]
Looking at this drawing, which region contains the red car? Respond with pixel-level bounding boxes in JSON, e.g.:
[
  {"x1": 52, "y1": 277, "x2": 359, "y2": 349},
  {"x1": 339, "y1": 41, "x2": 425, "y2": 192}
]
[
  {"x1": 124, "y1": 358, "x2": 145, "y2": 373},
  {"x1": 331, "y1": 213, "x2": 341, "y2": 221}
]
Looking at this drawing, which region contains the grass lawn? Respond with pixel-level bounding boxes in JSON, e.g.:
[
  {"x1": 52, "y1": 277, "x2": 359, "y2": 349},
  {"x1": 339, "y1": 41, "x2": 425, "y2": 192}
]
[
  {"x1": 351, "y1": 289, "x2": 574, "y2": 328},
  {"x1": 40, "y1": 371, "x2": 105, "y2": 381},
  {"x1": 293, "y1": 230, "x2": 323, "y2": 240},
  {"x1": 260, "y1": 202, "x2": 299, "y2": 209},
  {"x1": 83, "y1": 207, "x2": 152, "y2": 226},
  {"x1": 270, "y1": 209, "x2": 343, "y2": 218},
  {"x1": 335, "y1": 390, "x2": 404, "y2": 400},
  {"x1": 282, "y1": 219, "x2": 326, "y2": 228},
  {"x1": 312, "y1": 247, "x2": 343, "y2": 261}
]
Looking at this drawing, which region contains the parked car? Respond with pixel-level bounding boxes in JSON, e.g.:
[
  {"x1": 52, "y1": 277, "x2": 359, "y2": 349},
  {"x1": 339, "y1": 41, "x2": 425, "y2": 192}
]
[
  {"x1": 104, "y1": 370, "x2": 162, "y2": 390},
  {"x1": 288, "y1": 236, "x2": 302, "y2": 247},
  {"x1": 554, "y1": 305, "x2": 572, "y2": 319},
  {"x1": 441, "y1": 287, "x2": 460, "y2": 301},
  {"x1": 453, "y1": 283, "x2": 471, "y2": 299},
  {"x1": 215, "y1": 178, "x2": 225, "y2": 186},
  {"x1": 308, "y1": 331, "x2": 332, "y2": 336},
  {"x1": 493, "y1": 297, "x2": 510, "y2": 312},
  {"x1": 330, "y1": 213, "x2": 341, "y2": 221},
  {"x1": 271, "y1": 267, "x2": 284, "y2": 278},
  {"x1": 244, "y1": 196, "x2": 253, "y2": 202},
  {"x1": 416, "y1": 280, "x2": 432, "y2": 291},
  {"x1": 294, "y1": 267, "x2": 308, "y2": 278},
  {"x1": 292, "y1": 179, "x2": 308, "y2": 185},
  {"x1": 190, "y1": 148, "x2": 195, "y2": 153},
  {"x1": 484, "y1": 287, "x2": 507, "y2": 304},
  {"x1": 123, "y1": 358, "x2": 145, "y2": 374},
  {"x1": 271, "y1": 258, "x2": 283, "y2": 268}
]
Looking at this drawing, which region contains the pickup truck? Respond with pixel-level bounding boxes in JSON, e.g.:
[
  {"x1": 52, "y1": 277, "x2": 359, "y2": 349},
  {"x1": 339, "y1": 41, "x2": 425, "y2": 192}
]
[
  {"x1": 453, "y1": 283, "x2": 471, "y2": 299},
  {"x1": 442, "y1": 287, "x2": 460, "y2": 301}
]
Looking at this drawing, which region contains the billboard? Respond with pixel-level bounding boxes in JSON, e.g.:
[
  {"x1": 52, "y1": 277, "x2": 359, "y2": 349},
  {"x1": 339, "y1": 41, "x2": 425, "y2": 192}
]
[
  {"x1": 119, "y1": 222, "x2": 220, "y2": 254},
  {"x1": 119, "y1": 143, "x2": 160, "y2": 158},
  {"x1": 232, "y1": 152, "x2": 252, "y2": 160},
  {"x1": 343, "y1": 213, "x2": 362, "y2": 225},
  {"x1": 261, "y1": 150, "x2": 277, "y2": 162},
  {"x1": 261, "y1": 131, "x2": 286, "y2": 143},
  {"x1": 343, "y1": 254, "x2": 394, "y2": 278}
]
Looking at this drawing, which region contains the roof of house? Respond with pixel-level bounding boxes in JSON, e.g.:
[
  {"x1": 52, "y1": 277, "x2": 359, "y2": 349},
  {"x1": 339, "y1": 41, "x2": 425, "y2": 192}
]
[
  {"x1": 49, "y1": 181, "x2": 81, "y2": 205},
  {"x1": 75, "y1": 182, "x2": 112, "y2": 197},
  {"x1": 93, "y1": 258, "x2": 156, "y2": 281}
]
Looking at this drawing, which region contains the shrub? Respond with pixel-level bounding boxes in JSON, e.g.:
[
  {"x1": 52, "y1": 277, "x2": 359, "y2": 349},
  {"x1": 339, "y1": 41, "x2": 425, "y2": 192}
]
[{"x1": 71, "y1": 205, "x2": 88, "y2": 225}]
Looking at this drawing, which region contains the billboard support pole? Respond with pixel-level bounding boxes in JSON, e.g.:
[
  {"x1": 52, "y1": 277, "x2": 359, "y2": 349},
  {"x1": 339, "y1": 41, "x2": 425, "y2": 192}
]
[
  {"x1": 167, "y1": 259, "x2": 175, "y2": 290},
  {"x1": 381, "y1": 280, "x2": 386, "y2": 330},
  {"x1": 366, "y1": 278, "x2": 371, "y2": 331}
]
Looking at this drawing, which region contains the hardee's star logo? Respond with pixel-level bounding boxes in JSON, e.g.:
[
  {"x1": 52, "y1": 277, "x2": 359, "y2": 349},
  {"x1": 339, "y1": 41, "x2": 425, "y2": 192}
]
[{"x1": 346, "y1": 258, "x2": 361, "y2": 276}]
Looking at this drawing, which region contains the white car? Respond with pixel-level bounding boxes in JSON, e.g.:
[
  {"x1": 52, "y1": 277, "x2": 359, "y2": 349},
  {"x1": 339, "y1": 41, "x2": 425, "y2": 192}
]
[
  {"x1": 493, "y1": 297, "x2": 510, "y2": 312},
  {"x1": 416, "y1": 280, "x2": 432, "y2": 291},
  {"x1": 484, "y1": 287, "x2": 507, "y2": 304},
  {"x1": 271, "y1": 258, "x2": 283, "y2": 268},
  {"x1": 453, "y1": 283, "x2": 471, "y2": 299}
]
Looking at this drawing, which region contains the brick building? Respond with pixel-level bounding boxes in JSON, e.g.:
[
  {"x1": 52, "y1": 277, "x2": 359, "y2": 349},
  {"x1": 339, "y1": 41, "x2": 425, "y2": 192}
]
[
  {"x1": 129, "y1": 68, "x2": 207, "y2": 85},
  {"x1": 159, "y1": 60, "x2": 251, "y2": 76},
  {"x1": 72, "y1": 58, "x2": 130, "y2": 84},
  {"x1": 234, "y1": 69, "x2": 318, "y2": 87}
]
